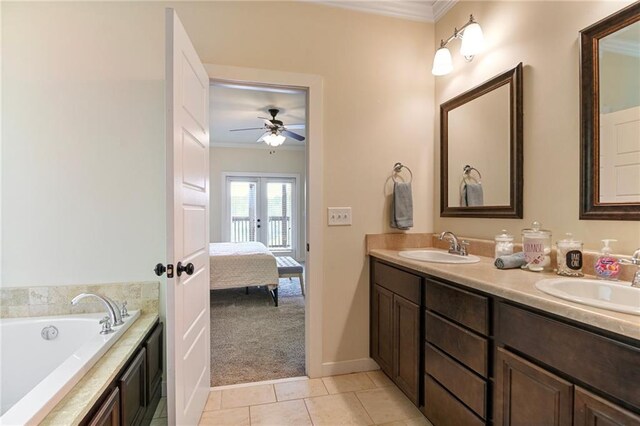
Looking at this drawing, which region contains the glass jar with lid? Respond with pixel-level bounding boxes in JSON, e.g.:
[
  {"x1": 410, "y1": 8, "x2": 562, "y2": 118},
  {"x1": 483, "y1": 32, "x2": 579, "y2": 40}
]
[
  {"x1": 494, "y1": 230, "x2": 514, "y2": 260},
  {"x1": 521, "y1": 221, "x2": 552, "y2": 272},
  {"x1": 556, "y1": 233, "x2": 584, "y2": 277}
]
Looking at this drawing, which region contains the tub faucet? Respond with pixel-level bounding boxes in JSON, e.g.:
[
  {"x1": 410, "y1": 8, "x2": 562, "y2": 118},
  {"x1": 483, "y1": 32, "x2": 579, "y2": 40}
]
[
  {"x1": 621, "y1": 248, "x2": 640, "y2": 288},
  {"x1": 71, "y1": 293, "x2": 124, "y2": 326},
  {"x1": 439, "y1": 231, "x2": 469, "y2": 256}
]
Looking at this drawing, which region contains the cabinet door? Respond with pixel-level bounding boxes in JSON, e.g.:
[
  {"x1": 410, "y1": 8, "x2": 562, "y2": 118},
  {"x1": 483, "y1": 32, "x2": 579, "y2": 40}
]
[
  {"x1": 119, "y1": 348, "x2": 147, "y2": 426},
  {"x1": 88, "y1": 387, "x2": 120, "y2": 426},
  {"x1": 371, "y1": 284, "x2": 394, "y2": 376},
  {"x1": 495, "y1": 347, "x2": 573, "y2": 426},
  {"x1": 145, "y1": 322, "x2": 163, "y2": 403},
  {"x1": 393, "y1": 294, "x2": 420, "y2": 405},
  {"x1": 575, "y1": 387, "x2": 640, "y2": 426}
]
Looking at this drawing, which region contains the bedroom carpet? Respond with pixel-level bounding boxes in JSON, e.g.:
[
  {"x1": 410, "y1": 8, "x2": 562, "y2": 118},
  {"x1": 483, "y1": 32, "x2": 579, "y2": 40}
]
[{"x1": 210, "y1": 276, "x2": 305, "y2": 387}]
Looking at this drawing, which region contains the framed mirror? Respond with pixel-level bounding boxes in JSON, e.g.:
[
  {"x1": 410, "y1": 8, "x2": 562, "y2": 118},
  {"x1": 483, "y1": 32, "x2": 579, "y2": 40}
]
[
  {"x1": 440, "y1": 63, "x2": 523, "y2": 218},
  {"x1": 580, "y1": 2, "x2": 640, "y2": 220}
]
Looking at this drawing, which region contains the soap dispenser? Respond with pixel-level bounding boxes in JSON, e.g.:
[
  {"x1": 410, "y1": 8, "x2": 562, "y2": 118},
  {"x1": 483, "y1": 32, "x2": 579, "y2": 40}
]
[{"x1": 594, "y1": 239, "x2": 620, "y2": 280}]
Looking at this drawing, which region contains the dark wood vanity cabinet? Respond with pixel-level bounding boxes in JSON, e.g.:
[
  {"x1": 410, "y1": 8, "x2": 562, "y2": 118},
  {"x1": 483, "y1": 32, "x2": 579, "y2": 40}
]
[
  {"x1": 82, "y1": 320, "x2": 163, "y2": 426},
  {"x1": 369, "y1": 257, "x2": 640, "y2": 426},
  {"x1": 370, "y1": 261, "x2": 422, "y2": 404}
]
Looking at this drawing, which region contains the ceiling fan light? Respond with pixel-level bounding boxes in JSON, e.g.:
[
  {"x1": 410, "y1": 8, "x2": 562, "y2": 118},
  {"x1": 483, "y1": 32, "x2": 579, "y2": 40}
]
[
  {"x1": 263, "y1": 133, "x2": 286, "y2": 147},
  {"x1": 460, "y1": 22, "x2": 484, "y2": 58},
  {"x1": 432, "y1": 47, "x2": 453, "y2": 76}
]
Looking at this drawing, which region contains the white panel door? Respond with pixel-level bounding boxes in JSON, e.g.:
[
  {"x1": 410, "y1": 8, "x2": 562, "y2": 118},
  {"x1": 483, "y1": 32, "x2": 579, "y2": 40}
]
[
  {"x1": 165, "y1": 8, "x2": 210, "y2": 425},
  {"x1": 600, "y1": 106, "x2": 640, "y2": 203}
]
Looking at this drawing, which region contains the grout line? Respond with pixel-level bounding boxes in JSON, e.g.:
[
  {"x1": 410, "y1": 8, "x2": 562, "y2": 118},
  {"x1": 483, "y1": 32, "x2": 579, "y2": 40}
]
[{"x1": 211, "y1": 375, "x2": 308, "y2": 391}]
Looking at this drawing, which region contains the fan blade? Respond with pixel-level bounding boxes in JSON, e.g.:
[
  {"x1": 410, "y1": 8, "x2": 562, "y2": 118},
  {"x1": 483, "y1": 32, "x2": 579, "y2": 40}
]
[
  {"x1": 257, "y1": 132, "x2": 269, "y2": 143},
  {"x1": 262, "y1": 119, "x2": 275, "y2": 127},
  {"x1": 282, "y1": 129, "x2": 305, "y2": 141},
  {"x1": 229, "y1": 127, "x2": 264, "y2": 132},
  {"x1": 284, "y1": 124, "x2": 305, "y2": 130}
]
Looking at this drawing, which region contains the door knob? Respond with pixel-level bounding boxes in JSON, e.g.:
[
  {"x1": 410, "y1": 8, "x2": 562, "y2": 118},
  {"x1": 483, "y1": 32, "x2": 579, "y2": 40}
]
[
  {"x1": 176, "y1": 262, "x2": 195, "y2": 277},
  {"x1": 154, "y1": 263, "x2": 174, "y2": 278}
]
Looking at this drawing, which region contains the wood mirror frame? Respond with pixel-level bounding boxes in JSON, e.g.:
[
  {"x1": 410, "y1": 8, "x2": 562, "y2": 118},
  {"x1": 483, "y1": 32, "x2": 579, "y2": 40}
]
[
  {"x1": 440, "y1": 63, "x2": 523, "y2": 218},
  {"x1": 579, "y1": 2, "x2": 640, "y2": 220}
]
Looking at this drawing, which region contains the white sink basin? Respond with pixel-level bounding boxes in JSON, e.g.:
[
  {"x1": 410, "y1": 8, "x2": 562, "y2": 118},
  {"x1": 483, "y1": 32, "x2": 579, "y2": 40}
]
[
  {"x1": 398, "y1": 249, "x2": 480, "y2": 264},
  {"x1": 535, "y1": 278, "x2": 640, "y2": 316}
]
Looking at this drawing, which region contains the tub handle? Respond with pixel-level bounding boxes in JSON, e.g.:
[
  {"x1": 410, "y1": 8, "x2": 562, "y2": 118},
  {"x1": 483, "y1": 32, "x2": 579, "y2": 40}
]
[{"x1": 99, "y1": 316, "x2": 114, "y2": 335}]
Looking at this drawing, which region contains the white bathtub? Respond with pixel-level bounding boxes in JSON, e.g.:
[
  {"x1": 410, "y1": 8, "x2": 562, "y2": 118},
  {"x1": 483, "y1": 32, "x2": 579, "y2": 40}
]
[{"x1": 0, "y1": 310, "x2": 140, "y2": 425}]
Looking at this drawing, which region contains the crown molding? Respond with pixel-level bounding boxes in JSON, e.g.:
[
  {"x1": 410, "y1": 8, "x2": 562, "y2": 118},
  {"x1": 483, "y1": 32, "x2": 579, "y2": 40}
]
[
  {"x1": 600, "y1": 38, "x2": 640, "y2": 58},
  {"x1": 308, "y1": 0, "x2": 458, "y2": 23}
]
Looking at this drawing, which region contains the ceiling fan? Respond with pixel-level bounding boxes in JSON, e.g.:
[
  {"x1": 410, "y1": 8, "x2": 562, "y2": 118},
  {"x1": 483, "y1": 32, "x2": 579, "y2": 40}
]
[{"x1": 229, "y1": 108, "x2": 306, "y2": 146}]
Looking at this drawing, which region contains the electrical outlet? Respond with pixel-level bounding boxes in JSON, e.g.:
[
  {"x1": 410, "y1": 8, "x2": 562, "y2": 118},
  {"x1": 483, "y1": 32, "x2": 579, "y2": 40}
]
[{"x1": 328, "y1": 207, "x2": 352, "y2": 226}]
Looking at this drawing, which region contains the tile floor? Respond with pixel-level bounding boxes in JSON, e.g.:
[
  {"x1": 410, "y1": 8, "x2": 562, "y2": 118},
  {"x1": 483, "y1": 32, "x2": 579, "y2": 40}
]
[{"x1": 153, "y1": 370, "x2": 434, "y2": 425}]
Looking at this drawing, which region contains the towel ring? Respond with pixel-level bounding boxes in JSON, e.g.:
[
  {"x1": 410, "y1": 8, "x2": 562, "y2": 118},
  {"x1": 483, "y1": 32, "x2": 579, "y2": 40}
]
[
  {"x1": 463, "y1": 165, "x2": 482, "y2": 181},
  {"x1": 392, "y1": 162, "x2": 413, "y2": 183}
]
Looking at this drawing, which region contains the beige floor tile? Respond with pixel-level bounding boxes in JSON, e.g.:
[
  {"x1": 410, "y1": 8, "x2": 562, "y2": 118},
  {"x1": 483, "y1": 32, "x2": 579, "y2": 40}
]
[
  {"x1": 305, "y1": 393, "x2": 374, "y2": 426},
  {"x1": 378, "y1": 417, "x2": 434, "y2": 426},
  {"x1": 204, "y1": 391, "x2": 222, "y2": 411},
  {"x1": 199, "y1": 407, "x2": 250, "y2": 426},
  {"x1": 150, "y1": 418, "x2": 168, "y2": 426},
  {"x1": 250, "y1": 399, "x2": 312, "y2": 426},
  {"x1": 366, "y1": 370, "x2": 394, "y2": 388},
  {"x1": 322, "y1": 372, "x2": 377, "y2": 394},
  {"x1": 221, "y1": 384, "x2": 276, "y2": 409},
  {"x1": 274, "y1": 378, "x2": 328, "y2": 401},
  {"x1": 153, "y1": 398, "x2": 166, "y2": 419},
  {"x1": 356, "y1": 386, "x2": 422, "y2": 424}
]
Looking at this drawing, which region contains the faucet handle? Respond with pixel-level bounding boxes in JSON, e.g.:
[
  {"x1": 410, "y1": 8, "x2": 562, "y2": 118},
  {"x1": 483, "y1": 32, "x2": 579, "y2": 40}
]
[
  {"x1": 460, "y1": 240, "x2": 470, "y2": 256},
  {"x1": 99, "y1": 316, "x2": 114, "y2": 334},
  {"x1": 120, "y1": 301, "x2": 129, "y2": 318}
]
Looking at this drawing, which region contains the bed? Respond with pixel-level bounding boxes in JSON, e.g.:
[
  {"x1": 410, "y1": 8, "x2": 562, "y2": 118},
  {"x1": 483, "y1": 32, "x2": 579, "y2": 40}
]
[{"x1": 209, "y1": 242, "x2": 280, "y2": 305}]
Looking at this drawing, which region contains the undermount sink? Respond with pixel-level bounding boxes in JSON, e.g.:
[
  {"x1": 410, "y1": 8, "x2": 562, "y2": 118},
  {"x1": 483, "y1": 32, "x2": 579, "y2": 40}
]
[
  {"x1": 535, "y1": 278, "x2": 640, "y2": 316},
  {"x1": 398, "y1": 249, "x2": 480, "y2": 264}
]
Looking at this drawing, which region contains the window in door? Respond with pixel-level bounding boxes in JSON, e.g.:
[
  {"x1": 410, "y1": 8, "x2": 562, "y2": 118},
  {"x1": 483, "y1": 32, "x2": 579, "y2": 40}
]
[{"x1": 224, "y1": 175, "x2": 298, "y2": 257}]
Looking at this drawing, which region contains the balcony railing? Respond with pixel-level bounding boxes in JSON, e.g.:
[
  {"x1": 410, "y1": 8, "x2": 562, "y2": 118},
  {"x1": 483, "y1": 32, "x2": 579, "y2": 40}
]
[{"x1": 231, "y1": 216, "x2": 291, "y2": 249}]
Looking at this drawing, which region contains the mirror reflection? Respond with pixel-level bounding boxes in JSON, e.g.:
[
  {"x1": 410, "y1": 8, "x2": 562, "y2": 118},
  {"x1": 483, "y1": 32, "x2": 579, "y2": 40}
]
[
  {"x1": 598, "y1": 21, "x2": 640, "y2": 204},
  {"x1": 447, "y1": 84, "x2": 511, "y2": 207}
]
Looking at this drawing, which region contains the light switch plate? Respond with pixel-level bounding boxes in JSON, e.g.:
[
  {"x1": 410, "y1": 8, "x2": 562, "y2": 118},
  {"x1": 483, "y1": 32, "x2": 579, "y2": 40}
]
[{"x1": 328, "y1": 207, "x2": 352, "y2": 226}]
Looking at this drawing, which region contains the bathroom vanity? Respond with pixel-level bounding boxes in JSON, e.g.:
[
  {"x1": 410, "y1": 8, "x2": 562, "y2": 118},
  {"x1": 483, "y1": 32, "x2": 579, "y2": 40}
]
[{"x1": 369, "y1": 251, "x2": 640, "y2": 426}]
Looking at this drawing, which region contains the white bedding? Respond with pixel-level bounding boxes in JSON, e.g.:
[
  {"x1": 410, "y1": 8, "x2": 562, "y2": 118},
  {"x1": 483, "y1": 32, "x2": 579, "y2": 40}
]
[{"x1": 209, "y1": 242, "x2": 279, "y2": 290}]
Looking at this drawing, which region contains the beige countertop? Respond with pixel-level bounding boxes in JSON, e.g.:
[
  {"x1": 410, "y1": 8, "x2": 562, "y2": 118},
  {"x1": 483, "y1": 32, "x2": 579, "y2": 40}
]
[
  {"x1": 369, "y1": 249, "x2": 640, "y2": 342},
  {"x1": 41, "y1": 313, "x2": 160, "y2": 425}
]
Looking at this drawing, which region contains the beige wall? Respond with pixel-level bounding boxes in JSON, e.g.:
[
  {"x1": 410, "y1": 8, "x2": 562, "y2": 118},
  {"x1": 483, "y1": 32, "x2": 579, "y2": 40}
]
[
  {"x1": 210, "y1": 146, "x2": 306, "y2": 260},
  {"x1": 434, "y1": 1, "x2": 640, "y2": 254},
  {"x1": 2, "y1": 2, "x2": 435, "y2": 366}
]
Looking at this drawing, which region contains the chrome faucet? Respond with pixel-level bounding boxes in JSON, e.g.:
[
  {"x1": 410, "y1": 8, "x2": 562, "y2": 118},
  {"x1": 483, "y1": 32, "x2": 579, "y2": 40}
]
[
  {"x1": 621, "y1": 248, "x2": 640, "y2": 288},
  {"x1": 71, "y1": 293, "x2": 124, "y2": 326},
  {"x1": 439, "y1": 231, "x2": 469, "y2": 256}
]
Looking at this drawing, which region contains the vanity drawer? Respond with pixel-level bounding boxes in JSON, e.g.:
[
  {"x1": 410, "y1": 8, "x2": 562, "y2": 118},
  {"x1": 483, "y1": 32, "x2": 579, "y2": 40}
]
[
  {"x1": 425, "y1": 279, "x2": 488, "y2": 335},
  {"x1": 426, "y1": 311, "x2": 488, "y2": 377},
  {"x1": 424, "y1": 374, "x2": 484, "y2": 426},
  {"x1": 425, "y1": 343, "x2": 487, "y2": 419},
  {"x1": 374, "y1": 262, "x2": 421, "y2": 305},
  {"x1": 497, "y1": 302, "x2": 640, "y2": 410}
]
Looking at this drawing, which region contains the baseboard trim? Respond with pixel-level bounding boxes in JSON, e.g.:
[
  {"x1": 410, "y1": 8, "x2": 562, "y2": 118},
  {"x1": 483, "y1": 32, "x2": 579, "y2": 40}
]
[{"x1": 321, "y1": 358, "x2": 380, "y2": 377}]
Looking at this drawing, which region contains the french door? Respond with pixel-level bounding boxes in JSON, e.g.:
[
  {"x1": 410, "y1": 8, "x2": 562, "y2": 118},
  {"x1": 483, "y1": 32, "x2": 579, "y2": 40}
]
[{"x1": 225, "y1": 175, "x2": 297, "y2": 257}]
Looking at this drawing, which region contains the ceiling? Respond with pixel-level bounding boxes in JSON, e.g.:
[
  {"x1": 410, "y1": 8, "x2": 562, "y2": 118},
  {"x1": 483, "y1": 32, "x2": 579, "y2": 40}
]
[
  {"x1": 309, "y1": 0, "x2": 457, "y2": 23},
  {"x1": 209, "y1": 83, "x2": 307, "y2": 149}
]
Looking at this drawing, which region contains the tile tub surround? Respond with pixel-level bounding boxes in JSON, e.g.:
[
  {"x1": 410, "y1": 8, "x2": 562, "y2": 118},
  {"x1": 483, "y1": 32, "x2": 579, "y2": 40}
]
[
  {"x1": 369, "y1": 249, "x2": 640, "y2": 341},
  {"x1": 0, "y1": 281, "x2": 159, "y2": 318},
  {"x1": 41, "y1": 313, "x2": 160, "y2": 425}
]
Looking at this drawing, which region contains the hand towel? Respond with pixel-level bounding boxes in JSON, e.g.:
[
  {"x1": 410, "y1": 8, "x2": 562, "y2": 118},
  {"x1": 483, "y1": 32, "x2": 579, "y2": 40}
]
[
  {"x1": 495, "y1": 252, "x2": 527, "y2": 269},
  {"x1": 461, "y1": 183, "x2": 484, "y2": 207},
  {"x1": 391, "y1": 182, "x2": 413, "y2": 230}
]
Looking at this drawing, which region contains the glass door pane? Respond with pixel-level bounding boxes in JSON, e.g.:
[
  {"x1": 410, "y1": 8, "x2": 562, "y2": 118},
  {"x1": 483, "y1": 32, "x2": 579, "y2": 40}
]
[
  {"x1": 265, "y1": 181, "x2": 293, "y2": 252},
  {"x1": 228, "y1": 180, "x2": 258, "y2": 243}
]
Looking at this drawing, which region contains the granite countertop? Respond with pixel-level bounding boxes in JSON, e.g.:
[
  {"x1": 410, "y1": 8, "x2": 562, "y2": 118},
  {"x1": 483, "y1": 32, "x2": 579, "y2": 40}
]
[
  {"x1": 41, "y1": 313, "x2": 160, "y2": 425},
  {"x1": 369, "y1": 249, "x2": 640, "y2": 341}
]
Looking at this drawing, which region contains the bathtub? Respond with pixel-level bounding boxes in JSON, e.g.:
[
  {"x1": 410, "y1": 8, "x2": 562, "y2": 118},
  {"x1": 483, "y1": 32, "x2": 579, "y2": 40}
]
[{"x1": 0, "y1": 310, "x2": 140, "y2": 425}]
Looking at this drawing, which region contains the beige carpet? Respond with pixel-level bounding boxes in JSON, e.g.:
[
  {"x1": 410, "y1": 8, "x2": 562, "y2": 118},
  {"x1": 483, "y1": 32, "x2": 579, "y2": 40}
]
[{"x1": 210, "y1": 277, "x2": 305, "y2": 387}]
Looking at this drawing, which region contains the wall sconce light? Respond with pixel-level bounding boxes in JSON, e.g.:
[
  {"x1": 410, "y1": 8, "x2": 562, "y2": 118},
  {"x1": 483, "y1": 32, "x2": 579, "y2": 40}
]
[{"x1": 432, "y1": 14, "x2": 485, "y2": 76}]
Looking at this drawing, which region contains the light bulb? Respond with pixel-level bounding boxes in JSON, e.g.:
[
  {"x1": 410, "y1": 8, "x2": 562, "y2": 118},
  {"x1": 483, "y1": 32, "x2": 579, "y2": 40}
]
[
  {"x1": 431, "y1": 47, "x2": 453, "y2": 76},
  {"x1": 263, "y1": 134, "x2": 286, "y2": 146},
  {"x1": 460, "y1": 22, "x2": 484, "y2": 59}
]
